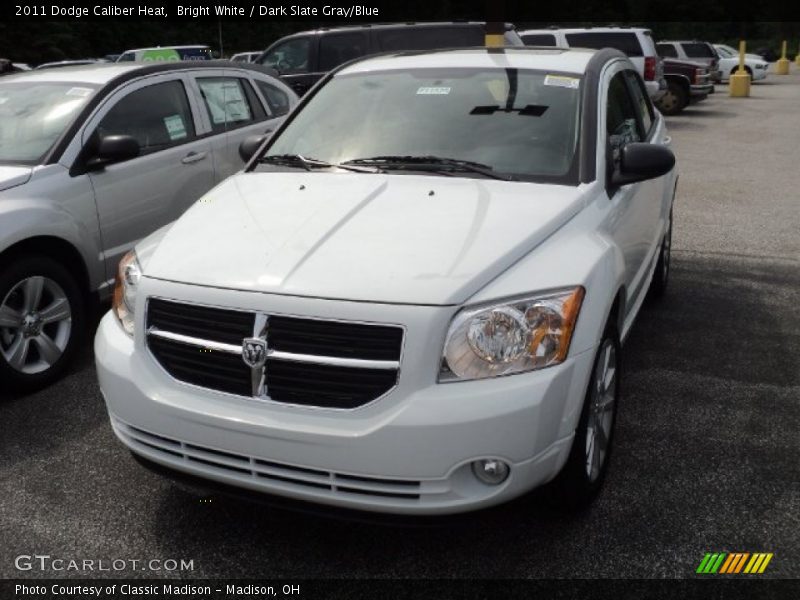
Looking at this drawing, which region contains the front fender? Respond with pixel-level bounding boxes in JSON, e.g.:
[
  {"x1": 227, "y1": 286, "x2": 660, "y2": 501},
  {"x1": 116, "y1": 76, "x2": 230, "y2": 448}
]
[{"x1": 0, "y1": 197, "x2": 103, "y2": 290}]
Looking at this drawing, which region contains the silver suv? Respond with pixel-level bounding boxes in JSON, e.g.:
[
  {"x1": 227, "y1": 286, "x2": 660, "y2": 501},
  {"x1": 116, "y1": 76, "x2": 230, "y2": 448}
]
[
  {"x1": 518, "y1": 27, "x2": 667, "y2": 100},
  {"x1": 0, "y1": 62, "x2": 297, "y2": 391}
]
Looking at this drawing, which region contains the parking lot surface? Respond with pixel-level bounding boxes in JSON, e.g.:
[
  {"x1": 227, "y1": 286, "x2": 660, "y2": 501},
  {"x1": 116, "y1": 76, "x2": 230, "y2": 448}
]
[{"x1": 1, "y1": 72, "x2": 798, "y2": 579}]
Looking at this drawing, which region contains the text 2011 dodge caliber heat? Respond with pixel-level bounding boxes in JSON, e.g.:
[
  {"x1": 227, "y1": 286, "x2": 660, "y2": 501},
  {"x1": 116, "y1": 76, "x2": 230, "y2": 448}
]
[{"x1": 96, "y1": 47, "x2": 677, "y2": 515}]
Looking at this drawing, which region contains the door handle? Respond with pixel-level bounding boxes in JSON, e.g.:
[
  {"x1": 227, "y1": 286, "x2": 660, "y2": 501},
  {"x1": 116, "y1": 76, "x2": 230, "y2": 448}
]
[{"x1": 181, "y1": 151, "x2": 207, "y2": 165}]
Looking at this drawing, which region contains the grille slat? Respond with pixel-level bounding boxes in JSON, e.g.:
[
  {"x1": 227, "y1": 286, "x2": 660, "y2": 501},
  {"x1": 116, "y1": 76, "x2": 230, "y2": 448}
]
[
  {"x1": 117, "y1": 421, "x2": 421, "y2": 502},
  {"x1": 148, "y1": 299, "x2": 254, "y2": 345},
  {"x1": 146, "y1": 298, "x2": 402, "y2": 408},
  {"x1": 268, "y1": 316, "x2": 403, "y2": 360}
]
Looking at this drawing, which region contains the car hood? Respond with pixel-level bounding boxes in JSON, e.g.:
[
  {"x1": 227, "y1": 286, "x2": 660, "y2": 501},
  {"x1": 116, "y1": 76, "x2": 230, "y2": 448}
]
[
  {"x1": 0, "y1": 165, "x2": 32, "y2": 192},
  {"x1": 144, "y1": 172, "x2": 587, "y2": 305}
]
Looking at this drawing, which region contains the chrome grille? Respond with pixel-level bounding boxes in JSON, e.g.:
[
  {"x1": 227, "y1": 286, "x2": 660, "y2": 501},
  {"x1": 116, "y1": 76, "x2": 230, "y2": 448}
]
[{"x1": 145, "y1": 298, "x2": 403, "y2": 408}]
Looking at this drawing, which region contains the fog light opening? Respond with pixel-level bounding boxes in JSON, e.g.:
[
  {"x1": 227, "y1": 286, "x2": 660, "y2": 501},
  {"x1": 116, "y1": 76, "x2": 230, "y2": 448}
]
[{"x1": 471, "y1": 459, "x2": 510, "y2": 486}]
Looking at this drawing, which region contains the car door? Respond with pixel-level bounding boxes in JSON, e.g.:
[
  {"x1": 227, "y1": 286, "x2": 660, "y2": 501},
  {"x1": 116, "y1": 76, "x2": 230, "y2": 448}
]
[
  {"x1": 602, "y1": 66, "x2": 659, "y2": 314},
  {"x1": 623, "y1": 69, "x2": 668, "y2": 264},
  {"x1": 190, "y1": 71, "x2": 290, "y2": 183},
  {"x1": 81, "y1": 74, "x2": 215, "y2": 281}
]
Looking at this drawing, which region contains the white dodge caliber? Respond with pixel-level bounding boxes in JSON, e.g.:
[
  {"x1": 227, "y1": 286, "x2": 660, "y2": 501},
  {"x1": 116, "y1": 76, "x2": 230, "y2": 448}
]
[{"x1": 96, "y1": 47, "x2": 677, "y2": 515}]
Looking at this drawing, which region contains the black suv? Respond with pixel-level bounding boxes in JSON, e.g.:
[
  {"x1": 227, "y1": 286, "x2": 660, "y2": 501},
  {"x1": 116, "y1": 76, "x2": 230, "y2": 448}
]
[{"x1": 256, "y1": 22, "x2": 524, "y2": 95}]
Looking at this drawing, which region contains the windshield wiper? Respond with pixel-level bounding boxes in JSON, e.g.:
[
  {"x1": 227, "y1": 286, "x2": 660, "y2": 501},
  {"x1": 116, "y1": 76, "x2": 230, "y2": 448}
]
[
  {"x1": 341, "y1": 155, "x2": 515, "y2": 181},
  {"x1": 258, "y1": 154, "x2": 379, "y2": 173}
]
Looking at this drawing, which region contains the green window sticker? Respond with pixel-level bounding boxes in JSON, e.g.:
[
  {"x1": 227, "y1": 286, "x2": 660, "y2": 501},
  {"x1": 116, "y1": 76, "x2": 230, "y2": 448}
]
[
  {"x1": 142, "y1": 49, "x2": 181, "y2": 62},
  {"x1": 163, "y1": 114, "x2": 188, "y2": 141}
]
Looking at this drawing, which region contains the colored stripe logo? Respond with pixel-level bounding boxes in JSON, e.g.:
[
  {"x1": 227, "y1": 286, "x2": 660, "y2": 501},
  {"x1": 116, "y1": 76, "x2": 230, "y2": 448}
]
[{"x1": 697, "y1": 552, "x2": 773, "y2": 574}]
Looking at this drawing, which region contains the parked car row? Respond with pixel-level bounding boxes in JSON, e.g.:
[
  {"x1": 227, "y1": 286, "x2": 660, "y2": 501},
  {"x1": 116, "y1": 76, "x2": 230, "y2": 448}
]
[{"x1": 516, "y1": 29, "x2": 770, "y2": 116}]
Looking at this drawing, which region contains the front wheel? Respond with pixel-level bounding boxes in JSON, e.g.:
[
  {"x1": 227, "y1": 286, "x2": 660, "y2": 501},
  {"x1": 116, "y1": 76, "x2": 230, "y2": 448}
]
[
  {"x1": 649, "y1": 208, "x2": 673, "y2": 299},
  {"x1": 656, "y1": 81, "x2": 687, "y2": 116},
  {"x1": 0, "y1": 256, "x2": 85, "y2": 393},
  {"x1": 546, "y1": 322, "x2": 621, "y2": 510}
]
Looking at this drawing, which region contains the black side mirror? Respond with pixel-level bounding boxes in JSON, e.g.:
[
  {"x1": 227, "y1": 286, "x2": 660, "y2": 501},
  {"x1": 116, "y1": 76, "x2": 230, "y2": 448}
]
[
  {"x1": 611, "y1": 142, "x2": 675, "y2": 187},
  {"x1": 239, "y1": 133, "x2": 270, "y2": 162},
  {"x1": 87, "y1": 135, "x2": 140, "y2": 170}
]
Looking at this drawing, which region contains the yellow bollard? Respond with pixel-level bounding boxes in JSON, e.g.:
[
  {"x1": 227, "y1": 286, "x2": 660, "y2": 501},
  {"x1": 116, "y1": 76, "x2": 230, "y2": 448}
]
[
  {"x1": 485, "y1": 22, "x2": 505, "y2": 48},
  {"x1": 776, "y1": 40, "x2": 790, "y2": 75},
  {"x1": 730, "y1": 40, "x2": 751, "y2": 97}
]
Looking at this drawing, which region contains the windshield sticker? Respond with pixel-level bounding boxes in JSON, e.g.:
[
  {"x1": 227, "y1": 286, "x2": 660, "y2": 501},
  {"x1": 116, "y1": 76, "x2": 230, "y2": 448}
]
[
  {"x1": 163, "y1": 114, "x2": 187, "y2": 141},
  {"x1": 0, "y1": 97, "x2": 7, "y2": 105},
  {"x1": 65, "y1": 87, "x2": 92, "y2": 97},
  {"x1": 417, "y1": 86, "x2": 451, "y2": 95},
  {"x1": 544, "y1": 75, "x2": 580, "y2": 89}
]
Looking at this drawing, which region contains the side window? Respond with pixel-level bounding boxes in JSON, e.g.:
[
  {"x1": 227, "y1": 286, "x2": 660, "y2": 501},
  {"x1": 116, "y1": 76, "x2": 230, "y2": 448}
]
[
  {"x1": 256, "y1": 80, "x2": 291, "y2": 117},
  {"x1": 624, "y1": 70, "x2": 654, "y2": 137},
  {"x1": 318, "y1": 33, "x2": 368, "y2": 71},
  {"x1": 117, "y1": 52, "x2": 135, "y2": 62},
  {"x1": 657, "y1": 43, "x2": 677, "y2": 58},
  {"x1": 96, "y1": 80, "x2": 195, "y2": 155},
  {"x1": 681, "y1": 43, "x2": 715, "y2": 58},
  {"x1": 197, "y1": 77, "x2": 258, "y2": 133},
  {"x1": 521, "y1": 33, "x2": 557, "y2": 46},
  {"x1": 260, "y1": 38, "x2": 311, "y2": 73},
  {"x1": 376, "y1": 27, "x2": 482, "y2": 51},
  {"x1": 606, "y1": 71, "x2": 641, "y2": 160},
  {"x1": 565, "y1": 32, "x2": 643, "y2": 57}
]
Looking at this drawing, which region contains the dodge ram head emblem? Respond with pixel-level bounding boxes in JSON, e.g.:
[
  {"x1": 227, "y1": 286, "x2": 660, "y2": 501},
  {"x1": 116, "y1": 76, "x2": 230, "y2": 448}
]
[{"x1": 242, "y1": 338, "x2": 268, "y2": 368}]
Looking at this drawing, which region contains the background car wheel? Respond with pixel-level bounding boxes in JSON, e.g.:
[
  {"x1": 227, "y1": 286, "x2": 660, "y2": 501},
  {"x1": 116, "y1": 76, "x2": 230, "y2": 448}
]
[
  {"x1": 546, "y1": 321, "x2": 621, "y2": 511},
  {"x1": 657, "y1": 81, "x2": 687, "y2": 116},
  {"x1": 730, "y1": 66, "x2": 753, "y2": 78},
  {"x1": 649, "y1": 208, "x2": 673, "y2": 299},
  {"x1": 0, "y1": 256, "x2": 85, "y2": 393}
]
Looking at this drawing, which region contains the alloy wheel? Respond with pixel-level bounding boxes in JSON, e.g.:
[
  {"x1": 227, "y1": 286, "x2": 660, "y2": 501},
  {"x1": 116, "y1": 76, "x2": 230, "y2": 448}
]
[
  {"x1": 0, "y1": 276, "x2": 72, "y2": 374},
  {"x1": 662, "y1": 212, "x2": 673, "y2": 285},
  {"x1": 585, "y1": 338, "x2": 617, "y2": 482}
]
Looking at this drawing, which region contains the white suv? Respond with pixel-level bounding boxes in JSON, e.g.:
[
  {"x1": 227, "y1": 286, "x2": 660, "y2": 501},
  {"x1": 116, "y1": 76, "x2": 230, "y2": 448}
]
[
  {"x1": 519, "y1": 27, "x2": 667, "y2": 100},
  {"x1": 96, "y1": 47, "x2": 677, "y2": 515}
]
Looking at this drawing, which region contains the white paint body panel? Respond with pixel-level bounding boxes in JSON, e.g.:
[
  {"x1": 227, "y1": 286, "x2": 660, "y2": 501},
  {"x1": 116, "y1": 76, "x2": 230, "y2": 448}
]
[{"x1": 145, "y1": 173, "x2": 588, "y2": 305}]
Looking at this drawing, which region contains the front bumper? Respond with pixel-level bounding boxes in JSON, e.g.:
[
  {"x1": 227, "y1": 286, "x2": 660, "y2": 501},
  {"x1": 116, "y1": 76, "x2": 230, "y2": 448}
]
[
  {"x1": 752, "y1": 66, "x2": 768, "y2": 81},
  {"x1": 690, "y1": 83, "x2": 714, "y2": 98},
  {"x1": 646, "y1": 78, "x2": 667, "y2": 101},
  {"x1": 96, "y1": 298, "x2": 596, "y2": 515}
]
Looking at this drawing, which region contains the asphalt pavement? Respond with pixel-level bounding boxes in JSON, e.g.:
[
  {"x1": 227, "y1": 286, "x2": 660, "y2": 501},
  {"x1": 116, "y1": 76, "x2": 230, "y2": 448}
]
[{"x1": 1, "y1": 71, "x2": 798, "y2": 580}]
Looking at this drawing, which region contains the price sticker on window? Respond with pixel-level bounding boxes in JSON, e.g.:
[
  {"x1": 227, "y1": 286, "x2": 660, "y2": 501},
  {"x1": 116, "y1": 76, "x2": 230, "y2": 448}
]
[{"x1": 163, "y1": 114, "x2": 187, "y2": 141}]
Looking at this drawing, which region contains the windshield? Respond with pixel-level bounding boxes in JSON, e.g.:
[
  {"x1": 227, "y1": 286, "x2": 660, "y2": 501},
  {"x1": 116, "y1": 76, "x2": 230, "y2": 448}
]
[
  {"x1": 0, "y1": 82, "x2": 96, "y2": 164},
  {"x1": 265, "y1": 67, "x2": 582, "y2": 183}
]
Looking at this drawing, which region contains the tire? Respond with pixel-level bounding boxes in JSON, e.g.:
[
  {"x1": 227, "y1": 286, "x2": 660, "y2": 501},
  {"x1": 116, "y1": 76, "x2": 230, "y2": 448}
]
[
  {"x1": 649, "y1": 207, "x2": 673, "y2": 299},
  {"x1": 0, "y1": 256, "x2": 85, "y2": 393},
  {"x1": 730, "y1": 66, "x2": 753, "y2": 78},
  {"x1": 656, "y1": 81, "x2": 688, "y2": 116},
  {"x1": 546, "y1": 321, "x2": 621, "y2": 511}
]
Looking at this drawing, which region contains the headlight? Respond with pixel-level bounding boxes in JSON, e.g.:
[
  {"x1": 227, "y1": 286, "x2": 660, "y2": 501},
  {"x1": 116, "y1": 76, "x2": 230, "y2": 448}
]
[
  {"x1": 112, "y1": 250, "x2": 141, "y2": 336},
  {"x1": 439, "y1": 287, "x2": 584, "y2": 382}
]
